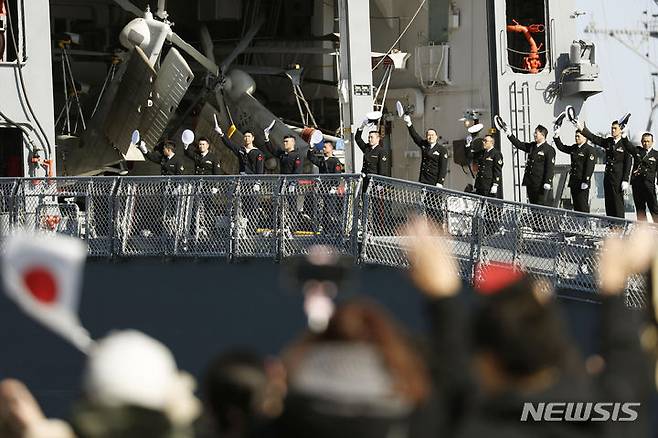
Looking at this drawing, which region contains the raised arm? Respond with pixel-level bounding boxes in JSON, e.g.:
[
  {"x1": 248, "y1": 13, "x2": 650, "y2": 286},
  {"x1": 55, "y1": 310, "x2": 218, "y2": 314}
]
[
  {"x1": 507, "y1": 134, "x2": 532, "y2": 153},
  {"x1": 581, "y1": 126, "x2": 608, "y2": 148},
  {"x1": 183, "y1": 147, "x2": 200, "y2": 162},
  {"x1": 407, "y1": 124, "x2": 427, "y2": 148},
  {"x1": 264, "y1": 140, "x2": 284, "y2": 158},
  {"x1": 306, "y1": 149, "x2": 323, "y2": 168},
  {"x1": 597, "y1": 227, "x2": 655, "y2": 404},
  {"x1": 354, "y1": 128, "x2": 368, "y2": 153},
  {"x1": 218, "y1": 134, "x2": 242, "y2": 159},
  {"x1": 143, "y1": 149, "x2": 163, "y2": 165},
  {"x1": 553, "y1": 136, "x2": 572, "y2": 155}
]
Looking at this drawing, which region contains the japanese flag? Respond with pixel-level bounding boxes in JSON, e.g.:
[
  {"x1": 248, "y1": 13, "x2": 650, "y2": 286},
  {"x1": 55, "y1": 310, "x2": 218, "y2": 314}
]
[{"x1": 2, "y1": 231, "x2": 93, "y2": 354}]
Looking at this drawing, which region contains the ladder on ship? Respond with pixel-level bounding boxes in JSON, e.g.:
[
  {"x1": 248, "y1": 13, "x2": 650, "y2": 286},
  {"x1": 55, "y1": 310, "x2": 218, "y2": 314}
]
[{"x1": 508, "y1": 81, "x2": 531, "y2": 203}]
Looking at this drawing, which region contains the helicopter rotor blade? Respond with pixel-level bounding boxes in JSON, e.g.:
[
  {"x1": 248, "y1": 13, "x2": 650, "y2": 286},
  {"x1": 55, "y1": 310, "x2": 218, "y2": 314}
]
[{"x1": 112, "y1": 0, "x2": 142, "y2": 17}]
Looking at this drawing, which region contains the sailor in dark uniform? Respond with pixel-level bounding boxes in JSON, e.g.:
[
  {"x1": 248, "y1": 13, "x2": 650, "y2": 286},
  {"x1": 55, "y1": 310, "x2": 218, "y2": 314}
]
[
  {"x1": 184, "y1": 137, "x2": 222, "y2": 175},
  {"x1": 501, "y1": 123, "x2": 556, "y2": 206},
  {"x1": 402, "y1": 114, "x2": 448, "y2": 187},
  {"x1": 264, "y1": 134, "x2": 303, "y2": 175},
  {"x1": 467, "y1": 134, "x2": 504, "y2": 197},
  {"x1": 139, "y1": 140, "x2": 185, "y2": 175},
  {"x1": 628, "y1": 132, "x2": 658, "y2": 221},
  {"x1": 307, "y1": 141, "x2": 344, "y2": 234},
  {"x1": 355, "y1": 122, "x2": 391, "y2": 177},
  {"x1": 573, "y1": 117, "x2": 633, "y2": 218},
  {"x1": 306, "y1": 141, "x2": 344, "y2": 174},
  {"x1": 216, "y1": 127, "x2": 265, "y2": 175},
  {"x1": 554, "y1": 129, "x2": 596, "y2": 213}
]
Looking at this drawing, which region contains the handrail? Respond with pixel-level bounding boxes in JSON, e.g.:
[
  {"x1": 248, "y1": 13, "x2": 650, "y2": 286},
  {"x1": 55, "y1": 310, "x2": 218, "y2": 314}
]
[{"x1": 0, "y1": 175, "x2": 646, "y2": 306}]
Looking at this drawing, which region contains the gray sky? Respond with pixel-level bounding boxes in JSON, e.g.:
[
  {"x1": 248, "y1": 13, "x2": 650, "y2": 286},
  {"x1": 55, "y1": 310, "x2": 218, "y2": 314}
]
[{"x1": 577, "y1": 0, "x2": 658, "y2": 140}]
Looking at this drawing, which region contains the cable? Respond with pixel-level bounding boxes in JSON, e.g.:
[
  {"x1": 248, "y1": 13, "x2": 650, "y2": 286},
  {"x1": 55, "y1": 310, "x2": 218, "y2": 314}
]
[
  {"x1": 5, "y1": 0, "x2": 53, "y2": 159},
  {"x1": 372, "y1": 0, "x2": 427, "y2": 71}
]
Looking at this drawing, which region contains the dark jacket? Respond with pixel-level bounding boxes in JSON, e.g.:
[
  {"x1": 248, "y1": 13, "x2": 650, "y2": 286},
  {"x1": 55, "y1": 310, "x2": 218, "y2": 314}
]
[
  {"x1": 407, "y1": 125, "x2": 449, "y2": 186},
  {"x1": 509, "y1": 136, "x2": 556, "y2": 190},
  {"x1": 554, "y1": 137, "x2": 596, "y2": 188},
  {"x1": 264, "y1": 141, "x2": 303, "y2": 174},
  {"x1": 581, "y1": 127, "x2": 633, "y2": 185},
  {"x1": 468, "y1": 145, "x2": 503, "y2": 195},
  {"x1": 183, "y1": 148, "x2": 221, "y2": 175},
  {"x1": 628, "y1": 146, "x2": 658, "y2": 188},
  {"x1": 427, "y1": 292, "x2": 653, "y2": 438},
  {"x1": 355, "y1": 129, "x2": 391, "y2": 176},
  {"x1": 144, "y1": 150, "x2": 185, "y2": 175},
  {"x1": 218, "y1": 135, "x2": 265, "y2": 175},
  {"x1": 307, "y1": 150, "x2": 344, "y2": 174}
]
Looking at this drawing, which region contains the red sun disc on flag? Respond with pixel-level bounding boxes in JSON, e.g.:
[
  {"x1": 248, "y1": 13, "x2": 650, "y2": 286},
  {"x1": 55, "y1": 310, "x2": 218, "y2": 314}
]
[{"x1": 23, "y1": 268, "x2": 58, "y2": 304}]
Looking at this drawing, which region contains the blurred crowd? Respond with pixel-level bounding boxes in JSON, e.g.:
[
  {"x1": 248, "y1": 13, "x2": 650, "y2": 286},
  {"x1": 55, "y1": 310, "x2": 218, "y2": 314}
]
[{"x1": 1, "y1": 219, "x2": 657, "y2": 438}]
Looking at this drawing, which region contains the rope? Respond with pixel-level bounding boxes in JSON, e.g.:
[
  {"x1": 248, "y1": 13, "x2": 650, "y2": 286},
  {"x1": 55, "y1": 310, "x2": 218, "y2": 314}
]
[{"x1": 372, "y1": 0, "x2": 427, "y2": 71}]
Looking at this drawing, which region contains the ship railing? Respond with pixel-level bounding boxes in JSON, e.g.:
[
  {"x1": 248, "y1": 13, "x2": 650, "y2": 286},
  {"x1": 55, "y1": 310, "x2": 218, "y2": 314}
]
[{"x1": 0, "y1": 175, "x2": 647, "y2": 307}]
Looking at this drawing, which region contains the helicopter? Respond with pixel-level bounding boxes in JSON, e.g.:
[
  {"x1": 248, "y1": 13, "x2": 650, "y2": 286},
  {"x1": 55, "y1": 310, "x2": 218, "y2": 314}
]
[{"x1": 60, "y1": 0, "x2": 327, "y2": 176}]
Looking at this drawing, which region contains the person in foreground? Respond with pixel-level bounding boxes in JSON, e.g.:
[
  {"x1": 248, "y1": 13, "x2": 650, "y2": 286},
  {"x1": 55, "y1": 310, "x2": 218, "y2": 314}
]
[{"x1": 399, "y1": 217, "x2": 655, "y2": 438}]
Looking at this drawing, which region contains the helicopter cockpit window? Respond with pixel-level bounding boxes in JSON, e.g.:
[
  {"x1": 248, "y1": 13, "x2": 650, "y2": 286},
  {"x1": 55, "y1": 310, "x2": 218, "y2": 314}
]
[
  {"x1": 505, "y1": 0, "x2": 548, "y2": 74},
  {"x1": 0, "y1": 0, "x2": 26, "y2": 64}
]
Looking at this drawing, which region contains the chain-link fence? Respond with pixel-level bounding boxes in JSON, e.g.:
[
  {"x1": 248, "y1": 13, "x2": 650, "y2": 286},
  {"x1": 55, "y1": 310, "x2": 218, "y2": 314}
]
[
  {"x1": 0, "y1": 175, "x2": 649, "y2": 306},
  {"x1": 10, "y1": 178, "x2": 118, "y2": 256},
  {"x1": 279, "y1": 175, "x2": 362, "y2": 258},
  {"x1": 362, "y1": 176, "x2": 645, "y2": 307}
]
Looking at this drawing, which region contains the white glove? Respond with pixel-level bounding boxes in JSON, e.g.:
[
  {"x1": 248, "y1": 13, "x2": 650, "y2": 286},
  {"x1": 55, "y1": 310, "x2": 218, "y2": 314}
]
[
  {"x1": 621, "y1": 125, "x2": 629, "y2": 138},
  {"x1": 621, "y1": 181, "x2": 630, "y2": 193},
  {"x1": 543, "y1": 183, "x2": 551, "y2": 191},
  {"x1": 436, "y1": 183, "x2": 443, "y2": 188},
  {"x1": 253, "y1": 183, "x2": 261, "y2": 193},
  {"x1": 360, "y1": 117, "x2": 369, "y2": 129},
  {"x1": 465, "y1": 134, "x2": 473, "y2": 147},
  {"x1": 138, "y1": 141, "x2": 147, "y2": 154},
  {"x1": 213, "y1": 114, "x2": 223, "y2": 136},
  {"x1": 490, "y1": 184, "x2": 498, "y2": 194},
  {"x1": 403, "y1": 114, "x2": 412, "y2": 127},
  {"x1": 211, "y1": 187, "x2": 220, "y2": 194},
  {"x1": 553, "y1": 127, "x2": 560, "y2": 138},
  {"x1": 580, "y1": 182, "x2": 589, "y2": 190},
  {"x1": 288, "y1": 184, "x2": 296, "y2": 194},
  {"x1": 264, "y1": 119, "x2": 275, "y2": 141},
  {"x1": 573, "y1": 119, "x2": 584, "y2": 131}
]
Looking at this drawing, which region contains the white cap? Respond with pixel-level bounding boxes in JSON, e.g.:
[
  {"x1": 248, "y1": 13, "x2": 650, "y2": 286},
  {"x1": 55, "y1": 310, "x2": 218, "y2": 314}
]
[{"x1": 83, "y1": 330, "x2": 178, "y2": 410}]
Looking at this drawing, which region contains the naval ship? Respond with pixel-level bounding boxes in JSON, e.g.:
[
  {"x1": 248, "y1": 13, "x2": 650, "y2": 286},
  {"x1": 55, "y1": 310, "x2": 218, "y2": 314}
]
[{"x1": 0, "y1": 0, "x2": 655, "y2": 416}]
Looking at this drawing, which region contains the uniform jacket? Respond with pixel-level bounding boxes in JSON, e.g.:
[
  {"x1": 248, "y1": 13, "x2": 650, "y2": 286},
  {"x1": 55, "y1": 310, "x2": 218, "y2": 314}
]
[
  {"x1": 468, "y1": 146, "x2": 503, "y2": 194},
  {"x1": 509, "y1": 136, "x2": 556, "y2": 190},
  {"x1": 554, "y1": 137, "x2": 596, "y2": 188},
  {"x1": 407, "y1": 125, "x2": 449, "y2": 185},
  {"x1": 355, "y1": 129, "x2": 391, "y2": 176},
  {"x1": 307, "y1": 150, "x2": 344, "y2": 174},
  {"x1": 264, "y1": 141, "x2": 303, "y2": 174},
  {"x1": 183, "y1": 148, "x2": 222, "y2": 175},
  {"x1": 219, "y1": 136, "x2": 265, "y2": 174},
  {"x1": 581, "y1": 127, "x2": 633, "y2": 184},
  {"x1": 144, "y1": 150, "x2": 185, "y2": 175},
  {"x1": 630, "y1": 146, "x2": 658, "y2": 188}
]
